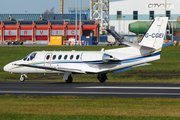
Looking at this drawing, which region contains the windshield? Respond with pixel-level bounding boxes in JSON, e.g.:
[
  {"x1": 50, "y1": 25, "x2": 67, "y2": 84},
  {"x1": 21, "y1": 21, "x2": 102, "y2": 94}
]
[
  {"x1": 23, "y1": 54, "x2": 31, "y2": 61},
  {"x1": 30, "y1": 53, "x2": 37, "y2": 60},
  {"x1": 23, "y1": 53, "x2": 37, "y2": 61}
]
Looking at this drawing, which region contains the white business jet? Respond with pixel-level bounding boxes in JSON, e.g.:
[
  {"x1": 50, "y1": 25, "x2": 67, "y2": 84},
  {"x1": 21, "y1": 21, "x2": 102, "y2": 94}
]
[{"x1": 4, "y1": 17, "x2": 168, "y2": 83}]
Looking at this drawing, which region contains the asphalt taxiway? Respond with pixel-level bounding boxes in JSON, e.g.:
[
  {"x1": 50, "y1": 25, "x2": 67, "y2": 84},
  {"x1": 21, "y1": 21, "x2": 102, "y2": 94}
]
[{"x1": 0, "y1": 81, "x2": 180, "y2": 98}]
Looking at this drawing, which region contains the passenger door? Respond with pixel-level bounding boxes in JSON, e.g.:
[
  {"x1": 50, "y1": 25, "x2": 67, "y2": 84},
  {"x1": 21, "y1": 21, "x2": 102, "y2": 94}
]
[{"x1": 44, "y1": 53, "x2": 53, "y2": 66}]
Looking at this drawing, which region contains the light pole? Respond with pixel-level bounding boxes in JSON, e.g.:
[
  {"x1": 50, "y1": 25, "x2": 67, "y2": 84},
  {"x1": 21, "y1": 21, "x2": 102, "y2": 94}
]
[
  {"x1": 79, "y1": 0, "x2": 82, "y2": 42},
  {"x1": 123, "y1": 16, "x2": 125, "y2": 34},
  {"x1": 165, "y1": 0, "x2": 166, "y2": 17},
  {"x1": 75, "y1": 0, "x2": 77, "y2": 41},
  {"x1": 172, "y1": 17, "x2": 173, "y2": 42}
]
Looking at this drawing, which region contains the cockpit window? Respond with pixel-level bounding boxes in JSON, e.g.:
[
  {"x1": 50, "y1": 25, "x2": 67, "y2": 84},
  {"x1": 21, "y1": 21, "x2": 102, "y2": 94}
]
[
  {"x1": 30, "y1": 53, "x2": 37, "y2": 60},
  {"x1": 23, "y1": 53, "x2": 36, "y2": 61},
  {"x1": 23, "y1": 54, "x2": 30, "y2": 61}
]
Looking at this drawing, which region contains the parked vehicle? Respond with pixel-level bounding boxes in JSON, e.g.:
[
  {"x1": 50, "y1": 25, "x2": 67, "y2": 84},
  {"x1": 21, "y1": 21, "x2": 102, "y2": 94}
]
[{"x1": 7, "y1": 41, "x2": 23, "y2": 45}]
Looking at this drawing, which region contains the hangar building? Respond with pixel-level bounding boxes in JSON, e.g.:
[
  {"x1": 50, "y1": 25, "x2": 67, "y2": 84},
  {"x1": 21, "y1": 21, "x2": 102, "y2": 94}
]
[
  {"x1": 109, "y1": 0, "x2": 180, "y2": 35},
  {"x1": 0, "y1": 14, "x2": 99, "y2": 44}
]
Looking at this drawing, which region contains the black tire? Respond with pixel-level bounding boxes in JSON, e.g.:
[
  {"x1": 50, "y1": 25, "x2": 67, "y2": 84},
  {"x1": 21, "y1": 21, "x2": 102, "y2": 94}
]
[
  {"x1": 97, "y1": 74, "x2": 107, "y2": 83},
  {"x1": 20, "y1": 76, "x2": 25, "y2": 82},
  {"x1": 66, "y1": 75, "x2": 73, "y2": 83}
]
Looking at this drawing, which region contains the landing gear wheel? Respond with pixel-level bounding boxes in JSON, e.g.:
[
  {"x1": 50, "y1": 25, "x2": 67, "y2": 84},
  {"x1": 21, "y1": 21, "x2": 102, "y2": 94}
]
[
  {"x1": 66, "y1": 74, "x2": 73, "y2": 83},
  {"x1": 20, "y1": 75, "x2": 25, "y2": 82},
  {"x1": 97, "y1": 74, "x2": 107, "y2": 83},
  {"x1": 20, "y1": 74, "x2": 27, "y2": 82}
]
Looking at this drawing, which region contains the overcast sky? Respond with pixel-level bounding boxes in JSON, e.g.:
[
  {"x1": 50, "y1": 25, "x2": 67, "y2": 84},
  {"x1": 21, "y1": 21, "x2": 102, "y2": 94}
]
[{"x1": 0, "y1": 0, "x2": 90, "y2": 14}]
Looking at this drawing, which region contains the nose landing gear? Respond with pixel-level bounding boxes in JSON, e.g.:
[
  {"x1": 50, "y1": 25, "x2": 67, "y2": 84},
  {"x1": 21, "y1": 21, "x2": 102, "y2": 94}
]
[{"x1": 20, "y1": 74, "x2": 28, "y2": 82}]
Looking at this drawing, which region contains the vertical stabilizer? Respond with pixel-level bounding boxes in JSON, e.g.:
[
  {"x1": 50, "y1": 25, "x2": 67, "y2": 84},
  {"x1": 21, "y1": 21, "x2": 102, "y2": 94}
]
[{"x1": 139, "y1": 17, "x2": 168, "y2": 49}]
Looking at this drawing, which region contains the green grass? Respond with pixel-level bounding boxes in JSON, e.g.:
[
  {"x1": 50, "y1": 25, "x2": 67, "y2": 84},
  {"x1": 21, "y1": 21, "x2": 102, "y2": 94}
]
[
  {"x1": 0, "y1": 95, "x2": 180, "y2": 120},
  {"x1": 1, "y1": 45, "x2": 180, "y2": 82},
  {"x1": 1, "y1": 114, "x2": 178, "y2": 120}
]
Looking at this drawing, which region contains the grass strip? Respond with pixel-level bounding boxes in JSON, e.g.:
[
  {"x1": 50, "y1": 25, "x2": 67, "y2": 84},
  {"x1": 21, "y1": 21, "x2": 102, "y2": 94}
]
[
  {"x1": 0, "y1": 113, "x2": 179, "y2": 120},
  {"x1": 0, "y1": 94, "x2": 180, "y2": 118}
]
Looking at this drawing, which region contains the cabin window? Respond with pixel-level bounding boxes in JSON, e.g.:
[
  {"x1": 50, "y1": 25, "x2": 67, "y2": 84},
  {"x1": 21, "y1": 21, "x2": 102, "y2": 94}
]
[
  {"x1": 30, "y1": 53, "x2": 37, "y2": 60},
  {"x1": 53, "y1": 55, "x2": 56, "y2": 60},
  {"x1": 70, "y1": 55, "x2": 74, "y2": 60},
  {"x1": 64, "y1": 55, "x2": 68, "y2": 60},
  {"x1": 76, "y1": 55, "x2": 80, "y2": 60},
  {"x1": 46, "y1": 55, "x2": 50, "y2": 60},
  {"x1": 58, "y1": 55, "x2": 62, "y2": 60}
]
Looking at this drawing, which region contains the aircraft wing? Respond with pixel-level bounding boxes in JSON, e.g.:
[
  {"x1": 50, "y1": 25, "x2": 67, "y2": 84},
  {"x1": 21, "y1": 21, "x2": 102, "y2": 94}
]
[
  {"x1": 14, "y1": 64, "x2": 86, "y2": 74},
  {"x1": 112, "y1": 63, "x2": 151, "y2": 73}
]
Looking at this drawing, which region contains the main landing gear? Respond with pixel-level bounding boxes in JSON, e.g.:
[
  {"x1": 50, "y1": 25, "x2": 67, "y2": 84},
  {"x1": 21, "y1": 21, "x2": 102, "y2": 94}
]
[
  {"x1": 20, "y1": 74, "x2": 27, "y2": 82},
  {"x1": 66, "y1": 74, "x2": 73, "y2": 83},
  {"x1": 65, "y1": 74, "x2": 107, "y2": 83},
  {"x1": 97, "y1": 74, "x2": 107, "y2": 83}
]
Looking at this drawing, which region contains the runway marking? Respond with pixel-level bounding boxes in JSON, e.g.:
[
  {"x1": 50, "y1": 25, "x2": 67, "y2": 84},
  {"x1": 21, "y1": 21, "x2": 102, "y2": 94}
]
[
  {"x1": 77, "y1": 86, "x2": 180, "y2": 89},
  {"x1": 0, "y1": 91, "x2": 180, "y2": 96}
]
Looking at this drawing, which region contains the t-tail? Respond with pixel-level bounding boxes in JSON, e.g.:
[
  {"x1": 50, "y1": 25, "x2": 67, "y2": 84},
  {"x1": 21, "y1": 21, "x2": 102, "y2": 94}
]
[
  {"x1": 139, "y1": 17, "x2": 168, "y2": 50},
  {"x1": 121, "y1": 17, "x2": 168, "y2": 59}
]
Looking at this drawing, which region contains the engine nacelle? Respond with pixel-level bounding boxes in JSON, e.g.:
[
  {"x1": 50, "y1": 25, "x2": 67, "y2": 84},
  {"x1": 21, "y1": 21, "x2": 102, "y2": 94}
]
[{"x1": 81, "y1": 52, "x2": 118, "y2": 64}]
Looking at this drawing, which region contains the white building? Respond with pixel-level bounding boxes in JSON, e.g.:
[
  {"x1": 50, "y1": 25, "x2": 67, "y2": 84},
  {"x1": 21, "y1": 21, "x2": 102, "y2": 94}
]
[{"x1": 109, "y1": 0, "x2": 180, "y2": 35}]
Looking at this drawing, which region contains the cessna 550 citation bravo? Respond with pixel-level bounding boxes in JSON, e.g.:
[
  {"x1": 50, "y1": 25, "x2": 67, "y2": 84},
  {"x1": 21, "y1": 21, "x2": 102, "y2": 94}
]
[{"x1": 4, "y1": 17, "x2": 168, "y2": 83}]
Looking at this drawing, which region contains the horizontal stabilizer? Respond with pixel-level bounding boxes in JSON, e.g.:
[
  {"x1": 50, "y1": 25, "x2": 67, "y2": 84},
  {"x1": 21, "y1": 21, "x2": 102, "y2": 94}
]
[
  {"x1": 113, "y1": 68, "x2": 131, "y2": 73},
  {"x1": 162, "y1": 42, "x2": 174, "y2": 47},
  {"x1": 131, "y1": 63, "x2": 151, "y2": 68},
  {"x1": 112, "y1": 63, "x2": 151, "y2": 73}
]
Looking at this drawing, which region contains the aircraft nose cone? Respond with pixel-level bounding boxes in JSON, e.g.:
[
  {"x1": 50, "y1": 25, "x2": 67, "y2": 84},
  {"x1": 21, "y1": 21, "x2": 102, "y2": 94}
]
[{"x1": 3, "y1": 63, "x2": 11, "y2": 72}]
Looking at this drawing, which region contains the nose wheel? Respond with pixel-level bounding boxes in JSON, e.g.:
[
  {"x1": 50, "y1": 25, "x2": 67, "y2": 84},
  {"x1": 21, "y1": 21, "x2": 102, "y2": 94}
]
[{"x1": 20, "y1": 74, "x2": 27, "y2": 82}]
